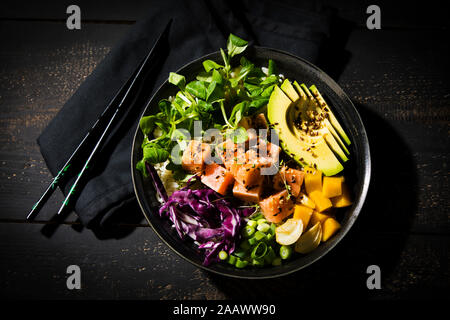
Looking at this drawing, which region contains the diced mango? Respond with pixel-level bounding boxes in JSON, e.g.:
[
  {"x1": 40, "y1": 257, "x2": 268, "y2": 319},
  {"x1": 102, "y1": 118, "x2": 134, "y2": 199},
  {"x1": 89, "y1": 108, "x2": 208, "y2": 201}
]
[
  {"x1": 296, "y1": 193, "x2": 315, "y2": 209},
  {"x1": 308, "y1": 210, "x2": 332, "y2": 228},
  {"x1": 305, "y1": 167, "x2": 323, "y2": 195},
  {"x1": 293, "y1": 205, "x2": 313, "y2": 229},
  {"x1": 322, "y1": 176, "x2": 343, "y2": 198},
  {"x1": 309, "y1": 190, "x2": 333, "y2": 212},
  {"x1": 331, "y1": 183, "x2": 353, "y2": 208},
  {"x1": 321, "y1": 217, "x2": 341, "y2": 242}
]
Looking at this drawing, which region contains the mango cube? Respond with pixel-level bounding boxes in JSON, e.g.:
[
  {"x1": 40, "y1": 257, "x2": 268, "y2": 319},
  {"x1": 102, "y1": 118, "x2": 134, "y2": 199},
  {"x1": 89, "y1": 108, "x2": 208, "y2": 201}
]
[
  {"x1": 296, "y1": 193, "x2": 315, "y2": 209},
  {"x1": 293, "y1": 205, "x2": 313, "y2": 230},
  {"x1": 321, "y1": 217, "x2": 341, "y2": 242},
  {"x1": 309, "y1": 210, "x2": 332, "y2": 228},
  {"x1": 309, "y1": 190, "x2": 333, "y2": 212},
  {"x1": 322, "y1": 176, "x2": 343, "y2": 198},
  {"x1": 331, "y1": 183, "x2": 352, "y2": 208},
  {"x1": 304, "y1": 167, "x2": 322, "y2": 195}
]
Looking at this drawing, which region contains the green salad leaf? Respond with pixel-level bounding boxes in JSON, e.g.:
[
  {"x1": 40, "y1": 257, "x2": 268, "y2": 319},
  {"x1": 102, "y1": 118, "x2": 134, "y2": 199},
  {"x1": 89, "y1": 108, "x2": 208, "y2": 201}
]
[
  {"x1": 143, "y1": 141, "x2": 170, "y2": 164},
  {"x1": 168, "y1": 72, "x2": 186, "y2": 90},
  {"x1": 203, "y1": 59, "x2": 224, "y2": 72},
  {"x1": 136, "y1": 33, "x2": 283, "y2": 181},
  {"x1": 227, "y1": 33, "x2": 248, "y2": 58}
]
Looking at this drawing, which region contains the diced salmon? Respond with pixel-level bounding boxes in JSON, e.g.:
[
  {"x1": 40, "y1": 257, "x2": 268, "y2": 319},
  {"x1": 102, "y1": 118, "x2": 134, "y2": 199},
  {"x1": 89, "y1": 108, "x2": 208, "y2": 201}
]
[
  {"x1": 224, "y1": 149, "x2": 246, "y2": 171},
  {"x1": 246, "y1": 129, "x2": 258, "y2": 145},
  {"x1": 245, "y1": 149, "x2": 273, "y2": 166},
  {"x1": 273, "y1": 166, "x2": 305, "y2": 197},
  {"x1": 232, "y1": 175, "x2": 264, "y2": 203},
  {"x1": 259, "y1": 190, "x2": 295, "y2": 223},
  {"x1": 201, "y1": 163, "x2": 234, "y2": 195},
  {"x1": 215, "y1": 140, "x2": 246, "y2": 170},
  {"x1": 181, "y1": 140, "x2": 211, "y2": 174},
  {"x1": 247, "y1": 140, "x2": 280, "y2": 168},
  {"x1": 234, "y1": 162, "x2": 264, "y2": 188},
  {"x1": 267, "y1": 142, "x2": 280, "y2": 164}
]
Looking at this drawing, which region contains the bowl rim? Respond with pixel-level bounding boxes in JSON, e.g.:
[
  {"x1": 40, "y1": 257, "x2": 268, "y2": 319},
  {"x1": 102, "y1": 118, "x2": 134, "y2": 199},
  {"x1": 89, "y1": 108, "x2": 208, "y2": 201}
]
[{"x1": 131, "y1": 46, "x2": 371, "y2": 279}]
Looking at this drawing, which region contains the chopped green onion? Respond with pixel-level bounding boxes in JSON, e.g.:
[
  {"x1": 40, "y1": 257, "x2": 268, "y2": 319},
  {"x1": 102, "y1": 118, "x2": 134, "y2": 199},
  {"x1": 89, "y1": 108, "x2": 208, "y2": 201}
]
[
  {"x1": 252, "y1": 258, "x2": 264, "y2": 267},
  {"x1": 233, "y1": 250, "x2": 246, "y2": 259},
  {"x1": 279, "y1": 245, "x2": 293, "y2": 260},
  {"x1": 254, "y1": 230, "x2": 266, "y2": 241},
  {"x1": 269, "y1": 223, "x2": 276, "y2": 235},
  {"x1": 257, "y1": 223, "x2": 270, "y2": 233},
  {"x1": 257, "y1": 218, "x2": 268, "y2": 225},
  {"x1": 248, "y1": 237, "x2": 257, "y2": 246},
  {"x1": 264, "y1": 246, "x2": 277, "y2": 264},
  {"x1": 243, "y1": 225, "x2": 255, "y2": 238},
  {"x1": 227, "y1": 255, "x2": 237, "y2": 265},
  {"x1": 250, "y1": 213, "x2": 263, "y2": 221},
  {"x1": 251, "y1": 242, "x2": 268, "y2": 260},
  {"x1": 272, "y1": 257, "x2": 282, "y2": 266},
  {"x1": 235, "y1": 259, "x2": 249, "y2": 268},
  {"x1": 219, "y1": 250, "x2": 228, "y2": 260},
  {"x1": 247, "y1": 220, "x2": 257, "y2": 228},
  {"x1": 265, "y1": 233, "x2": 273, "y2": 242}
]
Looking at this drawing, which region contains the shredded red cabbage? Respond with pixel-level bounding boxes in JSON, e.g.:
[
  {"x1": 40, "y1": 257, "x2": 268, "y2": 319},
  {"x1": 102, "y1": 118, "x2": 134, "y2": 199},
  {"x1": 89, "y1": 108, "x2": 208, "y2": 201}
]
[{"x1": 146, "y1": 162, "x2": 255, "y2": 266}]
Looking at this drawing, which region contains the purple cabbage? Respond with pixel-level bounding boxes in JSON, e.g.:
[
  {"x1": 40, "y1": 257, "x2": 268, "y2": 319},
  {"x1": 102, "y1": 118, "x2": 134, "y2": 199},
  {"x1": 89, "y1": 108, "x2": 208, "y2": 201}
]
[{"x1": 146, "y1": 162, "x2": 255, "y2": 266}]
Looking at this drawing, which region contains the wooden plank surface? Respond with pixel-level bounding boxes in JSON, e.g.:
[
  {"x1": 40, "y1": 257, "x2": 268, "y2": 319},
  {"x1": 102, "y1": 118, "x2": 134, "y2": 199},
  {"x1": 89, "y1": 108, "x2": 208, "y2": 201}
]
[
  {"x1": 1, "y1": 0, "x2": 449, "y2": 28},
  {"x1": 0, "y1": 223, "x2": 447, "y2": 299},
  {"x1": 0, "y1": 1, "x2": 448, "y2": 300},
  {"x1": 0, "y1": 21, "x2": 131, "y2": 222}
]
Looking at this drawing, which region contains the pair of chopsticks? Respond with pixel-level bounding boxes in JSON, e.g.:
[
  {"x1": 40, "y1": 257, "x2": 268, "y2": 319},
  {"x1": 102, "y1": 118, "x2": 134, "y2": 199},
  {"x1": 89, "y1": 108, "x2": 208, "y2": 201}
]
[{"x1": 27, "y1": 19, "x2": 173, "y2": 220}]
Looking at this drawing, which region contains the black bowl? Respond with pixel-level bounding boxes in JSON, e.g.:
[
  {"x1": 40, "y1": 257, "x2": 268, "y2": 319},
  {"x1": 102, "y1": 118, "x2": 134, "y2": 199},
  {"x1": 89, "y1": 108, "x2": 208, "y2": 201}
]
[{"x1": 131, "y1": 46, "x2": 371, "y2": 279}]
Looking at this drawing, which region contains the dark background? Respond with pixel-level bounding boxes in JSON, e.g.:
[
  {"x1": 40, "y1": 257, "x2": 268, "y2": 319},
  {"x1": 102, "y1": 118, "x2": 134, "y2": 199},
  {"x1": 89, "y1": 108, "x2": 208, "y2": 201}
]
[{"x1": 0, "y1": 0, "x2": 448, "y2": 300}]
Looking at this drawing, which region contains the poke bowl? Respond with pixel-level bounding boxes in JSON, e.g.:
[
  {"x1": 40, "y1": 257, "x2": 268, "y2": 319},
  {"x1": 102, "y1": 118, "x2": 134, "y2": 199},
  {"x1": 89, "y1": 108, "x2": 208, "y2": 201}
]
[{"x1": 131, "y1": 35, "x2": 371, "y2": 279}]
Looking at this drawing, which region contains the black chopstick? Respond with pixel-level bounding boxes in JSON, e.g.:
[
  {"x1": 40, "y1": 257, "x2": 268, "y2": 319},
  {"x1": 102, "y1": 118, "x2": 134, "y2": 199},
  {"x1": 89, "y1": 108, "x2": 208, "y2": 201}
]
[
  {"x1": 27, "y1": 55, "x2": 142, "y2": 221},
  {"x1": 27, "y1": 19, "x2": 172, "y2": 219}
]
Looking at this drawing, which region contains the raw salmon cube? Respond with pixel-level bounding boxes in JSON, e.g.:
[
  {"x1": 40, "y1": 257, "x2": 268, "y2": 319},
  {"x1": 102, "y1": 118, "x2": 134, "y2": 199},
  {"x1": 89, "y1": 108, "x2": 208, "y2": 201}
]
[
  {"x1": 234, "y1": 162, "x2": 263, "y2": 188},
  {"x1": 259, "y1": 190, "x2": 295, "y2": 223},
  {"x1": 201, "y1": 163, "x2": 234, "y2": 195},
  {"x1": 215, "y1": 140, "x2": 246, "y2": 170},
  {"x1": 273, "y1": 166, "x2": 305, "y2": 197},
  {"x1": 181, "y1": 140, "x2": 211, "y2": 174},
  {"x1": 247, "y1": 140, "x2": 280, "y2": 168},
  {"x1": 267, "y1": 142, "x2": 280, "y2": 164},
  {"x1": 232, "y1": 175, "x2": 264, "y2": 203}
]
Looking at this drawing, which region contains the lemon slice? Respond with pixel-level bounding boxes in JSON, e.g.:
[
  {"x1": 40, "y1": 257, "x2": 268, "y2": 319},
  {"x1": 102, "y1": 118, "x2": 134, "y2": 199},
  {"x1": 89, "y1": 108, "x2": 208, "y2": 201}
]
[
  {"x1": 275, "y1": 218, "x2": 303, "y2": 246},
  {"x1": 294, "y1": 222, "x2": 322, "y2": 254}
]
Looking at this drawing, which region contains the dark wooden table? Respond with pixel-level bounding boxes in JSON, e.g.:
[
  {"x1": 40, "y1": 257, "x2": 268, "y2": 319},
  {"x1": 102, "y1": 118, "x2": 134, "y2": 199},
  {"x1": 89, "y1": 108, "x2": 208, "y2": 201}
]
[{"x1": 0, "y1": 1, "x2": 448, "y2": 300}]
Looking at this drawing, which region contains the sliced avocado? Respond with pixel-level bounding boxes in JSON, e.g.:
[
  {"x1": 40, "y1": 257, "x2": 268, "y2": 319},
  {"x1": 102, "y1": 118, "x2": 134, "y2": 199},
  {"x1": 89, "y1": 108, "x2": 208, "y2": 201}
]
[
  {"x1": 293, "y1": 81, "x2": 309, "y2": 110},
  {"x1": 324, "y1": 117, "x2": 350, "y2": 155},
  {"x1": 305, "y1": 84, "x2": 350, "y2": 152},
  {"x1": 280, "y1": 79, "x2": 300, "y2": 102},
  {"x1": 309, "y1": 85, "x2": 351, "y2": 145},
  {"x1": 323, "y1": 131, "x2": 348, "y2": 162},
  {"x1": 267, "y1": 86, "x2": 343, "y2": 176},
  {"x1": 300, "y1": 84, "x2": 349, "y2": 160},
  {"x1": 290, "y1": 83, "x2": 349, "y2": 162}
]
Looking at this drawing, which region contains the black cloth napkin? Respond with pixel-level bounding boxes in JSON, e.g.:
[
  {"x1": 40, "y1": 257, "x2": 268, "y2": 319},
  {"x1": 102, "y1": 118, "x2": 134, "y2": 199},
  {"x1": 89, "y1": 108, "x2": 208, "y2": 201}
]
[{"x1": 38, "y1": 0, "x2": 332, "y2": 228}]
